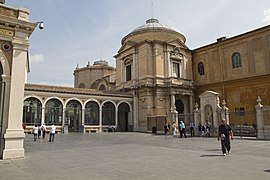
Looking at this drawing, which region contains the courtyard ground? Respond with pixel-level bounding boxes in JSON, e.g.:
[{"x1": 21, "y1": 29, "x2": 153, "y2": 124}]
[{"x1": 0, "y1": 132, "x2": 270, "y2": 180}]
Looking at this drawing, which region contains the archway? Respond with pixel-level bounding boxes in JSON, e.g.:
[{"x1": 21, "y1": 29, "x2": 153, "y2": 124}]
[
  {"x1": 175, "y1": 99, "x2": 185, "y2": 123},
  {"x1": 175, "y1": 99, "x2": 184, "y2": 114},
  {"x1": 23, "y1": 97, "x2": 42, "y2": 126},
  {"x1": 118, "y1": 103, "x2": 130, "y2": 131},
  {"x1": 66, "y1": 100, "x2": 82, "y2": 132},
  {"x1": 102, "y1": 102, "x2": 115, "y2": 125},
  {"x1": 204, "y1": 104, "x2": 214, "y2": 135},
  {"x1": 45, "y1": 99, "x2": 63, "y2": 125},
  {"x1": 85, "y1": 101, "x2": 99, "y2": 125}
]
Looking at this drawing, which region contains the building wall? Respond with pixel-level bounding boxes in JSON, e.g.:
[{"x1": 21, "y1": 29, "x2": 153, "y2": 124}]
[{"x1": 193, "y1": 25, "x2": 270, "y2": 125}]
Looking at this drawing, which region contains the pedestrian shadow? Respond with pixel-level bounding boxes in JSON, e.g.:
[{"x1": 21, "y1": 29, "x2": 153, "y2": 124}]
[
  {"x1": 263, "y1": 169, "x2": 270, "y2": 173},
  {"x1": 206, "y1": 148, "x2": 220, "y2": 152},
  {"x1": 200, "y1": 154, "x2": 224, "y2": 157}
]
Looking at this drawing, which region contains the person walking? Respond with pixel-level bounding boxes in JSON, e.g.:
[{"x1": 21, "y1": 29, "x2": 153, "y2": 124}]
[
  {"x1": 41, "y1": 124, "x2": 47, "y2": 139},
  {"x1": 164, "y1": 124, "x2": 169, "y2": 137},
  {"x1": 218, "y1": 119, "x2": 234, "y2": 156},
  {"x1": 179, "y1": 121, "x2": 187, "y2": 138},
  {"x1": 49, "y1": 124, "x2": 56, "y2": 142},
  {"x1": 198, "y1": 123, "x2": 202, "y2": 136},
  {"x1": 172, "y1": 122, "x2": 177, "y2": 137},
  {"x1": 33, "y1": 125, "x2": 38, "y2": 141},
  {"x1": 189, "y1": 122, "x2": 195, "y2": 137},
  {"x1": 38, "y1": 124, "x2": 41, "y2": 138}
]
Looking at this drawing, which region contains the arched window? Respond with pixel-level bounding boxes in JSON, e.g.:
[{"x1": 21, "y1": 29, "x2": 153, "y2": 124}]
[
  {"x1": 102, "y1": 102, "x2": 115, "y2": 125},
  {"x1": 65, "y1": 100, "x2": 82, "y2": 131},
  {"x1": 99, "y1": 84, "x2": 106, "y2": 91},
  {"x1": 45, "y1": 99, "x2": 63, "y2": 125},
  {"x1": 23, "y1": 97, "x2": 42, "y2": 126},
  {"x1": 198, "y1": 62, "x2": 204, "y2": 76},
  {"x1": 232, "y1": 52, "x2": 242, "y2": 69},
  {"x1": 85, "y1": 101, "x2": 99, "y2": 125}
]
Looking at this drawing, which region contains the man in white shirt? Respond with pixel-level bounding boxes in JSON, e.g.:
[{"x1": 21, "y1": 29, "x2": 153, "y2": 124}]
[
  {"x1": 33, "y1": 125, "x2": 38, "y2": 141},
  {"x1": 49, "y1": 124, "x2": 56, "y2": 142}
]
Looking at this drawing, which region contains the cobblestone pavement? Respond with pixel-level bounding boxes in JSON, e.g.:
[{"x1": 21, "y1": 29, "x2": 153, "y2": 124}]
[{"x1": 0, "y1": 132, "x2": 270, "y2": 180}]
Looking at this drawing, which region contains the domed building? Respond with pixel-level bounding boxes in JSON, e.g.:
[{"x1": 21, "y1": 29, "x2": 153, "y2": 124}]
[
  {"x1": 114, "y1": 18, "x2": 194, "y2": 131},
  {"x1": 74, "y1": 60, "x2": 116, "y2": 91}
]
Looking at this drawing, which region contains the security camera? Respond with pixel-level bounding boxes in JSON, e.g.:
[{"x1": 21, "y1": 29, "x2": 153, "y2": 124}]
[
  {"x1": 38, "y1": 22, "x2": 44, "y2": 30},
  {"x1": 35, "y1": 21, "x2": 44, "y2": 30}
]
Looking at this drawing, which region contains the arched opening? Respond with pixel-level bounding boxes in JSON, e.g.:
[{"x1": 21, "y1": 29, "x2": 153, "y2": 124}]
[
  {"x1": 23, "y1": 97, "x2": 42, "y2": 126},
  {"x1": 99, "y1": 84, "x2": 106, "y2": 91},
  {"x1": 85, "y1": 101, "x2": 99, "y2": 125},
  {"x1": 65, "y1": 100, "x2": 82, "y2": 132},
  {"x1": 204, "y1": 105, "x2": 214, "y2": 136},
  {"x1": 45, "y1": 99, "x2": 63, "y2": 125},
  {"x1": 118, "y1": 103, "x2": 130, "y2": 131},
  {"x1": 175, "y1": 99, "x2": 185, "y2": 123},
  {"x1": 102, "y1": 102, "x2": 115, "y2": 125},
  {"x1": 175, "y1": 99, "x2": 184, "y2": 114}
]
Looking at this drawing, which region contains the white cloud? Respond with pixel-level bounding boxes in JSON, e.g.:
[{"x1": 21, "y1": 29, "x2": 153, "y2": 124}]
[
  {"x1": 30, "y1": 54, "x2": 45, "y2": 63},
  {"x1": 262, "y1": 8, "x2": 270, "y2": 24}
]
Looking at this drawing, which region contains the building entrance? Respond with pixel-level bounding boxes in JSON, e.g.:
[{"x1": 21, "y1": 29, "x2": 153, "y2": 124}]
[{"x1": 118, "y1": 103, "x2": 130, "y2": 131}]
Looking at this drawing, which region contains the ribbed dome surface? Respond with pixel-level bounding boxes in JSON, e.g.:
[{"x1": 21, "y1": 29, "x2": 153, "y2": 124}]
[
  {"x1": 121, "y1": 18, "x2": 186, "y2": 45},
  {"x1": 131, "y1": 18, "x2": 178, "y2": 34}
]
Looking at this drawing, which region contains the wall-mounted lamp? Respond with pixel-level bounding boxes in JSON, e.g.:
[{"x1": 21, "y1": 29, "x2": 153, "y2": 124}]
[{"x1": 36, "y1": 21, "x2": 44, "y2": 30}]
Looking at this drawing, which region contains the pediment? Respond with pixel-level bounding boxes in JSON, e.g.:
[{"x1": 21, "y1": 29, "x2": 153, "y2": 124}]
[
  {"x1": 168, "y1": 38, "x2": 188, "y2": 49},
  {"x1": 117, "y1": 43, "x2": 132, "y2": 53},
  {"x1": 199, "y1": 90, "x2": 220, "y2": 99}
]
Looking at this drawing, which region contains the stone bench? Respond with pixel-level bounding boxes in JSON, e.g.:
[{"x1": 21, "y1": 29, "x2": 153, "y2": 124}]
[{"x1": 84, "y1": 126, "x2": 100, "y2": 133}]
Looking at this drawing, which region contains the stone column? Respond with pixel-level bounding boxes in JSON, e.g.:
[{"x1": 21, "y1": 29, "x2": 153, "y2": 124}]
[
  {"x1": 41, "y1": 107, "x2": 45, "y2": 125},
  {"x1": 115, "y1": 109, "x2": 118, "y2": 127},
  {"x1": 133, "y1": 91, "x2": 138, "y2": 131},
  {"x1": 255, "y1": 96, "x2": 264, "y2": 139},
  {"x1": 62, "y1": 108, "x2": 66, "y2": 127},
  {"x1": 81, "y1": 108, "x2": 85, "y2": 125},
  {"x1": 3, "y1": 43, "x2": 28, "y2": 159},
  {"x1": 99, "y1": 108, "x2": 102, "y2": 132},
  {"x1": 189, "y1": 95, "x2": 193, "y2": 115},
  {"x1": 170, "y1": 94, "x2": 176, "y2": 113},
  {"x1": 194, "y1": 103, "x2": 200, "y2": 136}
]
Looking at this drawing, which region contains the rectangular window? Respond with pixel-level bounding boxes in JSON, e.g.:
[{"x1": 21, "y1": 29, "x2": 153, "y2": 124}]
[
  {"x1": 235, "y1": 107, "x2": 245, "y2": 116},
  {"x1": 126, "y1": 64, "x2": 131, "y2": 81},
  {"x1": 172, "y1": 62, "x2": 180, "y2": 78}
]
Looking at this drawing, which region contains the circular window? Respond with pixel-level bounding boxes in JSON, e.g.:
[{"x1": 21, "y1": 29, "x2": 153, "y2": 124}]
[{"x1": 1, "y1": 43, "x2": 12, "y2": 51}]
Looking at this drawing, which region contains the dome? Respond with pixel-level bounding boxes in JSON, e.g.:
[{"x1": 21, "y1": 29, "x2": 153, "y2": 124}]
[
  {"x1": 93, "y1": 60, "x2": 108, "y2": 66},
  {"x1": 121, "y1": 18, "x2": 186, "y2": 44},
  {"x1": 131, "y1": 18, "x2": 177, "y2": 34}
]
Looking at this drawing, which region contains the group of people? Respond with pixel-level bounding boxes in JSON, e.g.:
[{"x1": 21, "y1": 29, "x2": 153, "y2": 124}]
[
  {"x1": 164, "y1": 121, "x2": 195, "y2": 138},
  {"x1": 198, "y1": 122, "x2": 211, "y2": 137},
  {"x1": 164, "y1": 119, "x2": 234, "y2": 156},
  {"x1": 32, "y1": 123, "x2": 56, "y2": 142}
]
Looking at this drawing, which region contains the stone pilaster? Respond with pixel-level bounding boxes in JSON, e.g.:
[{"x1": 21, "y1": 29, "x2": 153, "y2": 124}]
[
  {"x1": 3, "y1": 43, "x2": 28, "y2": 159},
  {"x1": 255, "y1": 96, "x2": 264, "y2": 139}
]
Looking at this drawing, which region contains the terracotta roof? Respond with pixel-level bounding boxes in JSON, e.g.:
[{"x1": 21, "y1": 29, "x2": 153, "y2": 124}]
[{"x1": 25, "y1": 83, "x2": 132, "y2": 97}]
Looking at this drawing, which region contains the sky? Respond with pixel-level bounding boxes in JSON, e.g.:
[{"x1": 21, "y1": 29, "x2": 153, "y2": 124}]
[{"x1": 6, "y1": 0, "x2": 270, "y2": 87}]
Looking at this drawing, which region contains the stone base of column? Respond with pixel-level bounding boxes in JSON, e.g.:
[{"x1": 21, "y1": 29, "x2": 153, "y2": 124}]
[{"x1": 2, "y1": 129, "x2": 25, "y2": 159}]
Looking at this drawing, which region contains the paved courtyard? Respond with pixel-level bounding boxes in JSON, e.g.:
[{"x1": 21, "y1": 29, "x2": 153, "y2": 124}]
[{"x1": 0, "y1": 132, "x2": 270, "y2": 180}]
